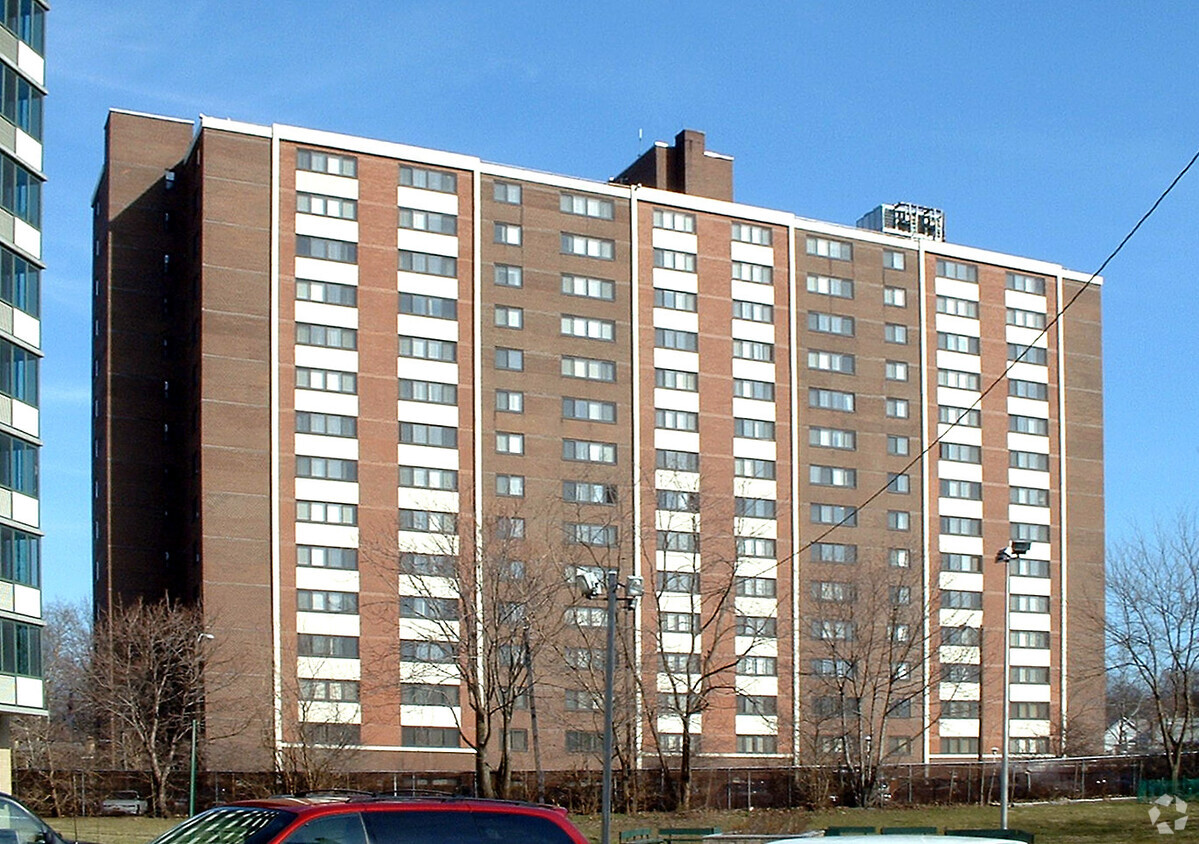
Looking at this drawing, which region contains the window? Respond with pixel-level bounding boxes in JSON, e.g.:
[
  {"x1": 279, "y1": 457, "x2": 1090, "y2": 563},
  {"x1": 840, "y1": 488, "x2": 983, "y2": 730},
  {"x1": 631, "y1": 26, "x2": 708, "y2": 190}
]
[
  {"x1": 495, "y1": 432, "x2": 525, "y2": 455},
  {"x1": 296, "y1": 456, "x2": 358, "y2": 482},
  {"x1": 1008, "y1": 343, "x2": 1048, "y2": 365},
  {"x1": 297, "y1": 278, "x2": 357, "y2": 309},
  {"x1": 400, "y1": 336, "x2": 456, "y2": 362},
  {"x1": 400, "y1": 595, "x2": 458, "y2": 619},
  {"x1": 811, "y1": 503, "x2": 857, "y2": 526},
  {"x1": 733, "y1": 300, "x2": 773, "y2": 323},
  {"x1": 653, "y1": 209, "x2": 695, "y2": 232},
  {"x1": 297, "y1": 500, "x2": 358, "y2": 526},
  {"x1": 399, "y1": 509, "x2": 457, "y2": 534},
  {"x1": 737, "y1": 735, "x2": 777, "y2": 754},
  {"x1": 400, "y1": 640, "x2": 456, "y2": 663},
  {"x1": 942, "y1": 665, "x2": 981, "y2": 684},
  {"x1": 736, "y1": 536, "x2": 776, "y2": 558},
  {"x1": 297, "y1": 149, "x2": 357, "y2": 177},
  {"x1": 733, "y1": 378, "x2": 774, "y2": 400},
  {"x1": 562, "y1": 233, "x2": 615, "y2": 260},
  {"x1": 936, "y1": 259, "x2": 977, "y2": 282},
  {"x1": 656, "y1": 368, "x2": 698, "y2": 392},
  {"x1": 938, "y1": 332, "x2": 980, "y2": 355},
  {"x1": 564, "y1": 689, "x2": 603, "y2": 712},
  {"x1": 1007, "y1": 307, "x2": 1047, "y2": 329},
  {"x1": 494, "y1": 347, "x2": 524, "y2": 371},
  {"x1": 811, "y1": 619, "x2": 854, "y2": 640},
  {"x1": 885, "y1": 361, "x2": 909, "y2": 381},
  {"x1": 1010, "y1": 379, "x2": 1049, "y2": 400},
  {"x1": 1011, "y1": 666, "x2": 1051, "y2": 684},
  {"x1": 806, "y1": 274, "x2": 853, "y2": 298},
  {"x1": 495, "y1": 516, "x2": 525, "y2": 540},
  {"x1": 884, "y1": 286, "x2": 906, "y2": 307},
  {"x1": 734, "y1": 418, "x2": 774, "y2": 440},
  {"x1": 561, "y1": 193, "x2": 615, "y2": 219},
  {"x1": 565, "y1": 730, "x2": 603, "y2": 753},
  {"x1": 936, "y1": 295, "x2": 979, "y2": 318},
  {"x1": 889, "y1": 548, "x2": 910, "y2": 568},
  {"x1": 810, "y1": 388, "x2": 855, "y2": 412},
  {"x1": 493, "y1": 182, "x2": 522, "y2": 204},
  {"x1": 940, "y1": 442, "x2": 981, "y2": 463},
  {"x1": 298, "y1": 546, "x2": 358, "y2": 571},
  {"x1": 494, "y1": 222, "x2": 522, "y2": 245},
  {"x1": 297, "y1": 323, "x2": 357, "y2": 350},
  {"x1": 732, "y1": 261, "x2": 772, "y2": 284},
  {"x1": 808, "y1": 350, "x2": 855, "y2": 374},
  {"x1": 656, "y1": 449, "x2": 699, "y2": 472},
  {"x1": 562, "y1": 481, "x2": 617, "y2": 505},
  {"x1": 812, "y1": 581, "x2": 854, "y2": 602},
  {"x1": 399, "y1": 466, "x2": 458, "y2": 491},
  {"x1": 1011, "y1": 594, "x2": 1051, "y2": 613},
  {"x1": 565, "y1": 606, "x2": 608, "y2": 628},
  {"x1": 661, "y1": 612, "x2": 700, "y2": 632},
  {"x1": 806, "y1": 237, "x2": 852, "y2": 260},
  {"x1": 298, "y1": 634, "x2": 359, "y2": 659},
  {"x1": 400, "y1": 165, "x2": 457, "y2": 193},
  {"x1": 399, "y1": 250, "x2": 457, "y2": 277},
  {"x1": 941, "y1": 737, "x2": 980, "y2": 755},
  {"x1": 302, "y1": 679, "x2": 361, "y2": 702},
  {"x1": 810, "y1": 465, "x2": 856, "y2": 488},
  {"x1": 940, "y1": 479, "x2": 982, "y2": 500},
  {"x1": 940, "y1": 406, "x2": 981, "y2": 427},
  {"x1": 658, "y1": 571, "x2": 700, "y2": 593},
  {"x1": 941, "y1": 700, "x2": 980, "y2": 719},
  {"x1": 562, "y1": 439, "x2": 616, "y2": 464},
  {"x1": 809, "y1": 426, "x2": 856, "y2": 450},
  {"x1": 732, "y1": 339, "x2": 774, "y2": 361},
  {"x1": 401, "y1": 292, "x2": 457, "y2": 319},
  {"x1": 1003, "y1": 271, "x2": 1047, "y2": 295},
  {"x1": 0, "y1": 153, "x2": 38, "y2": 226},
  {"x1": 737, "y1": 656, "x2": 778, "y2": 676},
  {"x1": 885, "y1": 398, "x2": 909, "y2": 418},
  {"x1": 1010, "y1": 450, "x2": 1050, "y2": 471},
  {"x1": 811, "y1": 658, "x2": 855, "y2": 677},
  {"x1": 563, "y1": 273, "x2": 615, "y2": 300},
  {"x1": 657, "y1": 489, "x2": 699, "y2": 512},
  {"x1": 811, "y1": 542, "x2": 857, "y2": 564},
  {"x1": 561, "y1": 355, "x2": 616, "y2": 381},
  {"x1": 1012, "y1": 522, "x2": 1050, "y2": 543},
  {"x1": 400, "y1": 684, "x2": 457, "y2": 707},
  {"x1": 942, "y1": 626, "x2": 982, "y2": 646},
  {"x1": 399, "y1": 207, "x2": 457, "y2": 234},
  {"x1": 939, "y1": 369, "x2": 981, "y2": 391},
  {"x1": 734, "y1": 458, "x2": 776, "y2": 479},
  {"x1": 298, "y1": 367, "x2": 357, "y2": 394},
  {"x1": 655, "y1": 288, "x2": 697, "y2": 312},
  {"x1": 296, "y1": 235, "x2": 356, "y2": 263},
  {"x1": 565, "y1": 397, "x2": 617, "y2": 423},
  {"x1": 1011, "y1": 486, "x2": 1049, "y2": 507},
  {"x1": 657, "y1": 530, "x2": 700, "y2": 552},
  {"x1": 655, "y1": 327, "x2": 697, "y2": 351},
  {"x1": 736, "y1": 617, "x2": 778, "y2": 639},
  {"x1": 495, "y1": 264, "x2": 523, "y2": 287},
  {"x1": 1012, "y1": 557, "x2": 1051, "y2": 577},
  {"x1": 0, "y1": 247, "x2": 40, "y2": 317},
  {"x1": 732, "y1": 222, "x2": 772, "y2": 245},
  {"x1": 941, "y1": 516, "x2": 982, "y2": 536},
  {"x1": 942, "y1": 553, "x2": 982, "y2": 572},
  {"x1": 888, "y1": 511, "x2": 911, "y2": 530},
  {"x1": 887, "y1": 436, "x2": 909, "y2": 456},
  {"x1": 654, "y1": 248, "x2": 697, "y2": 272},
  {"x1": 298, "y1": 589, "x2": 359, "y2": 614},
  {"x1": 1011, "y1": 631, "x2": 1051, "y2": 650},
  {"x1": 495, "y1": 390, "x2": 523, "y2": 413},
  {"x1": 655, "y1": 408, "x2": 697, "y2": 431},
  {"x1": 735, "y1": 497, "x2": 776, "y2": 519},
  {"x1": 400, "y1": 554, "x2": 455, "y2": 576},
  {"x1": 296, "y1": 411, "x2": 357, "y2": 438},
  {"x1": 495, "y1": 305, "x2": 523, "y2": 328},
  {"x1": 298, "y1": 193, "x2": 358, "y2": 220},
  {"x1": 942, "y1": 590, "x2": 983, "y2": 610},
  {"x1": 402, "y1": 726, "x2": 460, "y2": 748},
  {"x1": 887, "y1": 473, "x2": 910, "y2": 494},
  {"x1": 884, "y1": 250, "x2": 906, "y2": 270},
  {"x1": 808, "y1": 311, "x2": 855, "y2": 336}
]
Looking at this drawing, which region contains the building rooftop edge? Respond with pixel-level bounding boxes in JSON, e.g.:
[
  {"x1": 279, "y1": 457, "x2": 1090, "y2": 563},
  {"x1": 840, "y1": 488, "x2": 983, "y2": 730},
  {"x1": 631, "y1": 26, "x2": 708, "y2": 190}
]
[{"x1": 115, "y1": 110, "x2": 1102, "y2": 285}]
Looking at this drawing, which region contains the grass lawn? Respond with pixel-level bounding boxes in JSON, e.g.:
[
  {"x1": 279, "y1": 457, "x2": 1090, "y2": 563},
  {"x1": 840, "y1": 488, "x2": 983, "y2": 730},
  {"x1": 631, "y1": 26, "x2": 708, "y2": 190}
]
[{"x1": 47, "y1": 799, "x2": 1163, "y2": 844}]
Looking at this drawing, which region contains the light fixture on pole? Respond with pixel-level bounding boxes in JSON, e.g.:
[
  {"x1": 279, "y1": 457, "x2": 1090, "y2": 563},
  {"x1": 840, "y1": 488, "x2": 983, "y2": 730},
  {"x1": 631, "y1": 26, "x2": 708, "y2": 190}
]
[
  {"x1": 575, "y1": 569, "x2": 643, "y2": 844},
  {"x1": 190, "y1": 632, "x2": 215, "y2": 816},
  {"x1": 994, "y1": 539, "x2": 1030, "y2": 830}
]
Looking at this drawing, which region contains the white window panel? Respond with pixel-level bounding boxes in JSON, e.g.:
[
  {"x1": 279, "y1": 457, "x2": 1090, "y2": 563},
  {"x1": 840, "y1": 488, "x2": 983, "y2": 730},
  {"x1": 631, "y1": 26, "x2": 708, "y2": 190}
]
[
  {"x1": 1009, "y1": 612, "x2": 1051, "y2": 633},
  {"x1": 396, "y1": 444, "x2": 459, "y2": 471},
  {"x1": 934, "y1": 313, "x2": 981, "y2": 337},
  {"x1": 297, "y1": 613, "x2": 360, "y2": 637},
  {"x1": 937, "y1": 462, "x2": 983, "y2": 484},
  {"x1": 1009, "y1": 684, "x2": 1052, "y2": 703},
  {"x1": 1011, "y1": 648, "x2": 1052, "y2": 669},
  {"x1": 652, "y1": 268, "x2": 699, "y2": 293},
  {"x1": 10, "y1": 401, "x2": 36, "y2": 439},
  {"x1": 396, "y1": 185, "x2": 458, "y2": 215},
  {"x1": 935, "y1": 350, "x2": 982, "y2": 374},
  {"x1": 398, "y1": 661, "x2": 460, "y2": 685},
  {"x1": 396, "y1": 314, "x2": 458, "y2": 342},
  {"x1": 939, "y1": 646, "x2": 980, "y2": 665},
  {"x1": 655, "y1": 470, "x2": 701, "y2": 492},
  {"x1": 1008, "y1": 433, "x2": 1051, "y2": 455},
  {"x1": 735, "y1": 675, "x2": 779, "y2": 696},
  {"x1": 298, "y1": 657, "x2": 360, "y2": 681},
  {"x1": 654, "y1": 388, "x2": 700, "y2": 413},
  {"x1": 399, "y1": 704, "x2": 460, "y2": 728},
  {"x1": 939, "y1": 608, "x2": 983, "y2": 629},
  {"x1": 397, "y1": 574, "x2": 458, "y2": 600},
  {"x1": 653, "y1": 348, "x2": 699, "y2": 372},
  {"x1": 732, "y1": 438, "x2": 776, "y2": 461},
  {"x1": 295, "y1": 301, "x2": 359, "y2": 330},
  {"x1": 295, "y1": 391, "x2": 358, "y2": 416},
  {"x1": 296, "y1": 170, "x2": 359, "y2": 200},
  {"x1": 938, "y1": 534, "x2": 984, "y2": 556},
  {"x1": 394, "y1": 358, "x2": 457, "y2": 384},
  {"x1": 295, "y1": 479, "x2": 359, "y2": 505},
  {"x1": 396, "y1": 488, "x2": 459, "y2": 512},
  {"x1": 938, "y1": 719, "x2": 981, "y2": 738},
  {"x1": 938, "y1": 571, "x2": 984, "y2": 592},
  {"x1": 13, "y1": 584, "x2": 39, "y2": 618},
  {"x1": 1006, "y1": 398, "x2": 1050, "y2": 420},
  {"x1": 397, "y1": 532, "x2": 460, "y2": 556},
  {"x1": 1007, "y1": 361, "x2": 1050, "y2": 383},
  {"x1": 296, "y1": 434, "x2": 358, "y2": 461},
  {"x1": 734, "y1": 517, "x2": 777, "y2": 540},
  {"x1": 294, "y1": 522, "x2": 358, "y2": 549},
  {"x1": 12, "y1": 310, "x2": 39, "y2": 349},
  {"x1": 300, "y1": 701, "x2": 362, "y2": 725},
  {"x1": 732, "y1": 632, "x2": 778, "y2": 657},
  {"x1": 397, "y1": 228, "x2": 459, "y2": 259},
  {"x1": 296, "y1": 568, "x2": 360, "y2": 592},
  {"x1": 730, "y1": 241, "x2": 773, "y2": 266},
  {"x1": 731, "y1": 320, "x2": 773, "y2": 344},
  {"x1": 1005, "y1": 290, "x2": 1047, "y2": 311},
  {"x1": 657, "y1": 594, "x2": 701, "y2": 616},
  {"x1": 938, "y1": 498, "x2": 983, "y2": 520},
  {"x1": 660, "y1": 632, "x2": 701, "y2": 654},
  {"x1": 652, "y1": 308, "x2": 699, "y2": 333},
  {"x1": 1011, "y1": 575, "x2": 1052, "y2": 595},
  {"x1": 655, "y1": 713, "x2": 702, "y2": 734},
  {"x1": 1010, "y1": 720, "x2": 1051, "y2": 739},
  {"x1": 11, "y1": 219, "x2": 37, "y2": 259},
  {"x1": 731, "y1": 397, "x2": 775, "y2": 422},
  {"x1": 397, "y1": 620, "x2": 461, "y2": 647},
  {"x1": 937, "y1": 386, "x2": 981, "y2": 407},
  {"x1": 651, "y1": 228, "x2": 697, "y2": 254},
  {"x1": 937, "y1": 426, "x2": 983, "y2": 447},
  {"x1": 1007, "y1": 472, "x2": 1049, "y2": 496},
  {"x1": 934, "y1": 277, "x2": 979, "y2": 301},
  {"x1": 734, "y1": 715, "x2": 780, "y2": 736},
  {"x1": 397, "y1": 401, "x2": 458, "y2": 430},
  {"x1": 653, "y1": 429, "x2": 699, "y2": 453},
  {"x1": 13, "y1": 132, "x2": 40, "y2": 176},
  {"x1": 296, "y1": 256, "x2": 358, "y2": 285},
  {"x1": 730, "y1": 280, "x2": 774, "y2": 306},
  {"x1": 730, "y1": 359, "x2": 774, "y2": 383},
  {"x1": 733, "y1": 477, "x2": 777, "y2": 500},
  {"x1": 1010, "y1": 506, "x2": 1051, "y2": 528},
  {"x1": 1004, "y1": 325, "x2": 1047, "y2": 348},
  {"x1": 654, "y1": 511, "x2": 699, "y2": 533},
  {"x1": 14, "y1": 677, "x2": 42, "y2": 709},
  {"x1": 296, "y1": 214, "x2": 358, "y2": 243}
]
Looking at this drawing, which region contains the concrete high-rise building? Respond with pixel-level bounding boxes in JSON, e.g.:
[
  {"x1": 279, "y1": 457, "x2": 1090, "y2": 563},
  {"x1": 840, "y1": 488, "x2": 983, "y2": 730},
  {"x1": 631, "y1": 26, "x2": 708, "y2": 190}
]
[
  {"x1": 94, "y1": 112, "x2": 1104, "y2": 776},
  {"x1": 0, "y1": 0, "x2": 47, "y2": 790}
]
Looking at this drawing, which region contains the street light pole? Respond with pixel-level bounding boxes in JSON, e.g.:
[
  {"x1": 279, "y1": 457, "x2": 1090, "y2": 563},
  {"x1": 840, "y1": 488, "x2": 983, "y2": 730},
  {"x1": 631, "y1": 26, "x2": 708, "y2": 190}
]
[
  {"x1": 601, "y1": 573, "x2": 618, "y2": 844},
  {"x1": 995, "y1": 540, "x2": 1029, "y2": 830}
]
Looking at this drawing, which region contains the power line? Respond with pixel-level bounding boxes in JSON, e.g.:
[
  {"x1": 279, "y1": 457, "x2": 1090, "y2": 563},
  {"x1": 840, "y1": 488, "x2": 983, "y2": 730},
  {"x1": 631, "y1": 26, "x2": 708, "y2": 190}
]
[{"x1": 798, "y1": 144, "x2": 1199, "y2": 556}]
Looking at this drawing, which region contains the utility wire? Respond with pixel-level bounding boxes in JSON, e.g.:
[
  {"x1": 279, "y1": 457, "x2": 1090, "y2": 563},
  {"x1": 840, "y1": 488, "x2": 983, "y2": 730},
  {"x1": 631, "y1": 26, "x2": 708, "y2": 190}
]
[{"x1": 798, "y1": 144, "x2": 1199, "y2": 556}]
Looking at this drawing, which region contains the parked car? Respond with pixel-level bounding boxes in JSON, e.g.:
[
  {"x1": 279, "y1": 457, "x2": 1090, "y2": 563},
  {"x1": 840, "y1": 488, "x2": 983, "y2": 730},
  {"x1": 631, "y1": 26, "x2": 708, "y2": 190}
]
[
  {"x1": 149, "y1": 794, "x2": 589, "y2": 844},
  {"x1": 0, "y1": 792, "x2": 93, "y2": 844},
  {"x1": 99, "y1": 791, "x2": 149, "y2": 816}
]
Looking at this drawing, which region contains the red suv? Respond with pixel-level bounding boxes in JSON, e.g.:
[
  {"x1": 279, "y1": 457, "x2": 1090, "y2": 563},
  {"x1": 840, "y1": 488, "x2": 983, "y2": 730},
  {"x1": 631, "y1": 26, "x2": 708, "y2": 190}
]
[{"x1": 151, "y1": 795, "x2": 590, "y2": 844}]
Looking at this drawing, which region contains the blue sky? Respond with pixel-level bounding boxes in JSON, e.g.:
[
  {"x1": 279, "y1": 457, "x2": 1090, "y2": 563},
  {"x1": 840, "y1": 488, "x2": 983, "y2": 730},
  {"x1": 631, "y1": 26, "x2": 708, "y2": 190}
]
[{"x1": 40, "y1": 2, "x2": 1199, "y2": 603}]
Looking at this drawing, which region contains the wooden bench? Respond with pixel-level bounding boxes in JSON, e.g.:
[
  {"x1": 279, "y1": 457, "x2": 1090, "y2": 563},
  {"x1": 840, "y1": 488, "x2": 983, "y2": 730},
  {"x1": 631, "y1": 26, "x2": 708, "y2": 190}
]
[
  {"x1": 621, "y1": 830, "x2": 662, "y2": 844},
  {"x1": 659, "y1": 828, "x2": 721, "y2": 844}
]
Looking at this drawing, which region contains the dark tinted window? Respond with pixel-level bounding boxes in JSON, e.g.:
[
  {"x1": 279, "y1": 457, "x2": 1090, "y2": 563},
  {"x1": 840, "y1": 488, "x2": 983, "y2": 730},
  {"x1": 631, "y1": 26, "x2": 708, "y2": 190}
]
[
  {"x1": 283, "y1": 814, "x2": 368, "y2": 844},
  {"x1": 363, "y1": 810, "x2": 575, "y2": 844}
]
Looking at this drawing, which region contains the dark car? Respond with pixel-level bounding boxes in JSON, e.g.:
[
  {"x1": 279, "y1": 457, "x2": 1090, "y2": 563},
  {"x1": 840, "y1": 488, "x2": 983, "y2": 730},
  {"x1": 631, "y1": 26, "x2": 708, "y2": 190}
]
[
  {"x1": 149, "y1": 794, "x2": 590, "y2": 844},
  {"x1": 0, "y1": 792, "x2": 91, "y2": 844}
]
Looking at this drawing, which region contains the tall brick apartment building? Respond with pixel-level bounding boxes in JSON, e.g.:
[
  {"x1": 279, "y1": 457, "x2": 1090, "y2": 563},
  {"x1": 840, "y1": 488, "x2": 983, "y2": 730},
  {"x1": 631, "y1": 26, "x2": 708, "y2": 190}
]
[{"x1": 93, "y1": 111, "x2": 1104, "y2": 775}]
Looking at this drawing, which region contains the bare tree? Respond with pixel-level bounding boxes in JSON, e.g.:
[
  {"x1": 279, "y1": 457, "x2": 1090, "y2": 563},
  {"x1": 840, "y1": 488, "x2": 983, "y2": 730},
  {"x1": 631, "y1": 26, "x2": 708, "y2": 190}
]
[
  {"x1": 86, "y1": 600, "x2": 215, "y2": 816},
  {"x1": 1106, "y1": 511, "x2": 1199, "y2": 788},
  {"x1": 801, "y1": 558, "x2": 931, "y2": 807},
  {"x1": 271, "y1": 658, "x2": 362, "y2": 793}
]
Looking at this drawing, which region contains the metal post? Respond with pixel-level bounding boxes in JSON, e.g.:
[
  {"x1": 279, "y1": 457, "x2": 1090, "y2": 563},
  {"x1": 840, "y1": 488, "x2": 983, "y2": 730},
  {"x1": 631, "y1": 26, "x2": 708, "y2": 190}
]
[
  {"x1": 189, "y1": 718, "x2": 198, "y2": 815},
  {"x1": 602, "y1": 575, "x2": 618, "y2": 844},
  {"x1": 1000, "y1": 557, "x2": 1011, "y2": 829}
]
